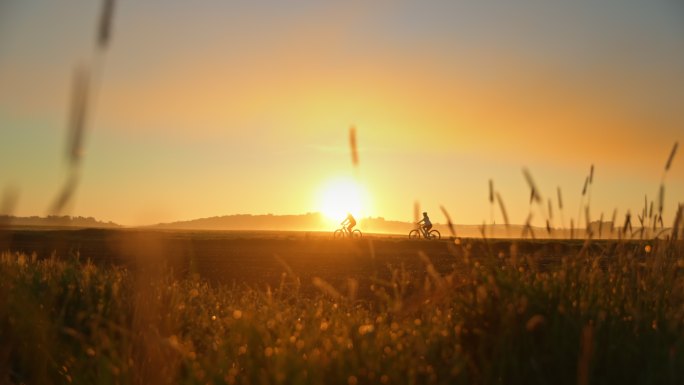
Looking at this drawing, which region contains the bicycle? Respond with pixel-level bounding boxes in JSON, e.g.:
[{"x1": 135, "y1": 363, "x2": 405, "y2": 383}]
[
  {"x1": 334, "y1": 227, "x2": 362, "y2": 239},
  {"x1": 408, "y1": 225, "x2": 441, "y2": 240}
]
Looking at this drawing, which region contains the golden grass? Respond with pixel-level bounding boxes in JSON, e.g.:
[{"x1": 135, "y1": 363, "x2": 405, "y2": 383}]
[{"x1": 1, "y1": 235, "x2": 683, "y2": 384}]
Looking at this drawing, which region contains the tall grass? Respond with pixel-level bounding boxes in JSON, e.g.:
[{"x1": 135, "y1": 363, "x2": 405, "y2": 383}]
[{"x1": 2, "y1": 236, "x2": 683, "y2": 384}]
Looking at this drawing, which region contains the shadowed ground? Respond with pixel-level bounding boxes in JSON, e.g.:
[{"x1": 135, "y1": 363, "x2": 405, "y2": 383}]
[{"x1": 0, "y1": 228, "x2": 625, "y2": 296}]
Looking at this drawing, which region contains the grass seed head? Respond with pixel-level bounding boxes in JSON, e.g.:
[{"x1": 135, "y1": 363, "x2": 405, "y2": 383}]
[
  {"x1": 440, "y1": 205, "x2": 456, "y2": 237},
  {"x1": 488, "y1": 179, "x2": 494, "y2": 204},
  {"x1": 665, "y1": 142, "x2": 678, "y2": 172},
  {"x1": 570, "y1": 219, "x2": 575, "y2": 239},
  {"x1": 523, "y1": 168, "x2": 541, "y2": 204},
  {"x1": 623, "y1": 211, "x2": 632, "y2": 234},
  {"x1": 349, "y1": 125, "x2": 359, "y2": 168},
  {"x1": 495, "y1": 192, "x2": 509, "y2": 228},
  {"x1": 97, "y1": 0, "x2": 116, "y2": 50},
  {"x1": 67, "y1": 66, "x2": 90, "y2": 166},
  {"x1": 658, "y1": 184, "x2": 665, "y2": 216}
]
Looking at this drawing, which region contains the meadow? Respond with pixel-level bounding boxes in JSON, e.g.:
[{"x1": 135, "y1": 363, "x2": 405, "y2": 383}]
[{"x1": 1, "y1": 230, "x2": 683, "y2": 384}]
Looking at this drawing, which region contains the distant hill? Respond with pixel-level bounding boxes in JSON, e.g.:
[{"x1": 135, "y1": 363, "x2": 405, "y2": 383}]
[
  {"x1": 0, "y1": 215, "x2": 120, "y2": 229},
  {"x1": 2, "y1": 213, "x2": 652, "y2": 238},
  {"x1": 151, "y1": 212, "x2": 443, "y2": 233},
  {"x1": 152, "y1": 213, "x2": 328, "y2": 232},
  {"x1": 0, "y1": 213, "x2": 648, "y2": 239},
  {"x1": 0, "y1": 213, "x2": 667, "y2": 239},
  {"x1": 150, "y1": 213, "x2": 555, "y2": 238}
]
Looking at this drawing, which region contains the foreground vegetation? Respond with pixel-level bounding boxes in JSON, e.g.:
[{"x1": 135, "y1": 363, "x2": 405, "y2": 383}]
[{"x1": 1, "y1": 238, "x2": 684, "y2": 384}]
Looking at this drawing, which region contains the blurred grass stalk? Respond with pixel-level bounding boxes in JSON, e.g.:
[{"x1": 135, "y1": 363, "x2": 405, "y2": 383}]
[{"x1": 49, "y1": 0, "x2": 116, "y2": 216}]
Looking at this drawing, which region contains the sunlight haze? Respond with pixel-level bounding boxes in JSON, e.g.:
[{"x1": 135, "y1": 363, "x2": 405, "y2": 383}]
[{"x1": 1, "y1": 0, "x2": 682, "y2": 228}]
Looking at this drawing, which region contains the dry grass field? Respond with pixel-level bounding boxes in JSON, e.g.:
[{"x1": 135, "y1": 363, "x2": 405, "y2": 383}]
[{"x1": 2, "y1": 229, "x2": 683, "y2": 384}]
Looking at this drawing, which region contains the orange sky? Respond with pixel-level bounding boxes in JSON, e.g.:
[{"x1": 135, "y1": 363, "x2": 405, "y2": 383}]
[{"x1": 0, "y1": 1, "x2": 682, "y2": 227}]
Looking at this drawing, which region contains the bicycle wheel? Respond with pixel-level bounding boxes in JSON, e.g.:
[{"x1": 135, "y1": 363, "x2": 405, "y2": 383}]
[
  {"x1": 352, "y1": 229, "x2": 362, "y2": 238},
  {"x1": 334, "y1": 229, "x2": 345, "y2": 239},
  {"x1": 429, "y1": 229, "x2": 441, "y2": 240},
  {"x1": 409, "y1": 229, "x2": 421, "y2": 239}
]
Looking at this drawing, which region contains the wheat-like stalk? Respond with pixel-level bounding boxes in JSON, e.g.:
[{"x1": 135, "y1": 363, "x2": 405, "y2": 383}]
[
  {"x1": 349, "y1": 125, "x2": 359, "y2": 168},
  {"x1": 623, "y1": 211, "x2": 632, "y2": 238},
  {"x1": 97, "y1": 0, "x2": 116, "y2": 51},
  {"x1": 488, "y1": 179, "x2": 494, "y2": 234},
  {"x1": 48, "y1": 0, "x2": 117, "y2": 216},
  {"x1": 522, "y1": 168, "x2": 542, "y2": 204},
  {"x1": 665, "y1": 142, "x2": 678, "y2": 172},
  {"x1": 557, "y1": 186, "x2": 566, "y2": 232},
  {"x1": 495, "y1": 192, "x2": 509, "y2": 229},
  {"x1": 570, "y1": 219, "x2": 575, "y2": 240},
  {"x1": 521, "y1": 213, "x2": 535, "y2": 239},
  {"x1": 672, "y1": 204, "x2": 682, "y2": 241},
  {"x1": 585, "y1": 206, "x2": 592, "y2": 238},
  {"x1": 440, "y1": 205, "x2": 456, "y2": 237},
  {"x1": 577, "y1": 176, "x2": 589, "y2": 227}
]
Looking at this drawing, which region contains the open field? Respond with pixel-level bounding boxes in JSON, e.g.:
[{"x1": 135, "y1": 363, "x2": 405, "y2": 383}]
[
  {"x1": 2, "y1": 228, "x2": 684, "y2": 384},
  {"x1": 2, "y1": 229, "x2": 605, "y2": 295}
]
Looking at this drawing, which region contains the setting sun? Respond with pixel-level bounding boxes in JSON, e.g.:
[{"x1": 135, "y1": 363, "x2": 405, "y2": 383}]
[{"x1": 317, "y1": 177, "x2": 369, "y2": 221}]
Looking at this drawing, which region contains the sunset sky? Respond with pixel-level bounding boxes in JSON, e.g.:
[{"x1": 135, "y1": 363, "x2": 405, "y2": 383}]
[{"x1": 1, "y1": 1, "x2": 682, "y2": 227}]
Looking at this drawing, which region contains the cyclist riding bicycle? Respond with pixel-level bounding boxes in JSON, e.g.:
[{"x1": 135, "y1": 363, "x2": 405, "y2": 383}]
[
  {"x1": 341, "y1": 212, "x2": 356, "y2": 235},
  {"x1": 417, "y1": 212, "x2": 432, "y2": 236}
]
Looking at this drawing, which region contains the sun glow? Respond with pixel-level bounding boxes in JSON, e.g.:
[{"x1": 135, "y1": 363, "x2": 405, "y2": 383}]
[{"x1": 317, "y1": 178, "x2": 369, "y2": 222}]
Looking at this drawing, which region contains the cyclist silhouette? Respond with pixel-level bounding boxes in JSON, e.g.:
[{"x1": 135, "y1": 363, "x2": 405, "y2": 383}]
[
  {"x1": 418, "y1": 212, "x2": 432, "y2": 236},
  {"x1": 341, "y1": 212, "x2": 356, "y2": 235}
]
